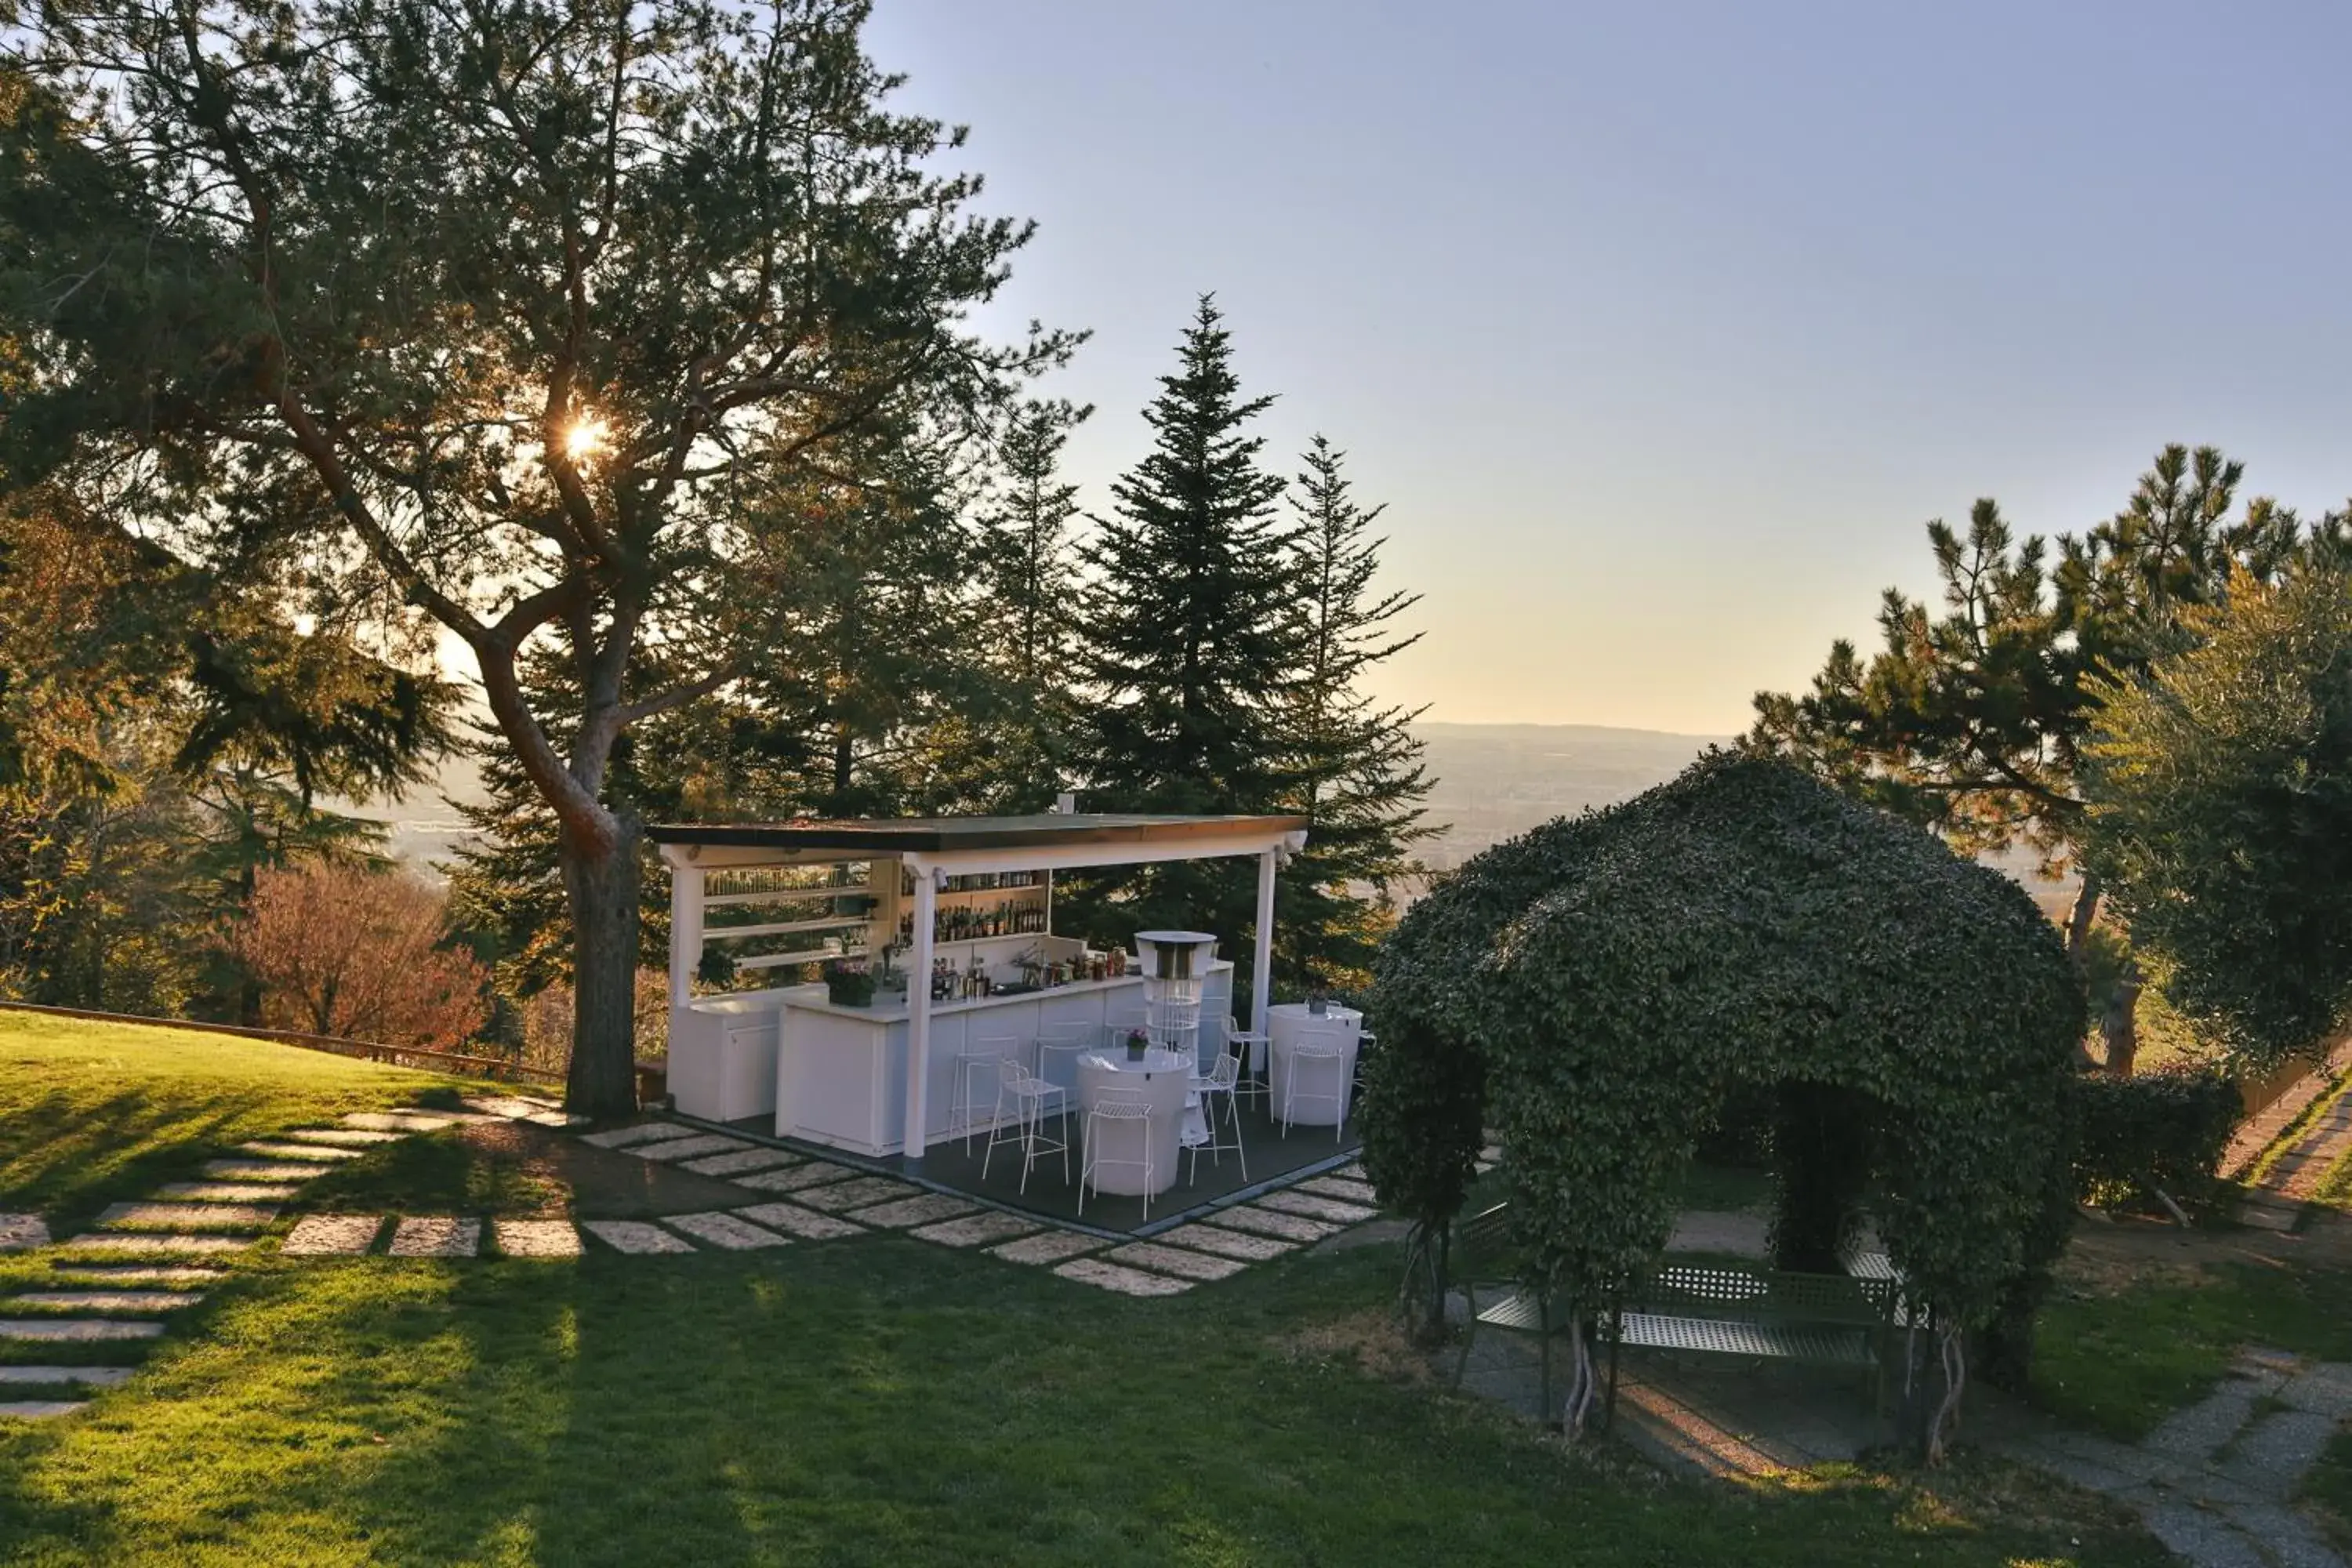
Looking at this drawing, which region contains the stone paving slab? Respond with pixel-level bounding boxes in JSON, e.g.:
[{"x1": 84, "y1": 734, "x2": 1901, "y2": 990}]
[
  {"x1": 1297, "y1": 1176, "x2": 1380, "y2": 1207},
  {"x1": 154, "y1": 1182, "x2": 300, "y2": 1203},
  {"x1": 387, "y1": 1218, "x2": 481, "y2": 1258},
  {"x1": 0, "y1": 1401, "x2": 84, "y2": 1420},
  {"x1": 731, "y1": 1162, "x2": 858, "y2": 1195},
  {"x1": 47, "y1": 1266, "x2": 223, "y2": 1287},
  {"x1": 0, "y1": 1318, "x2": 165, "y2": 1341},
  {"x1": 1204, "y1": 1206, "x2": 1341, "y2": 1243},
  {"x1": 490, "y1": 1219, "x2": 582, "y2": 1258},
  {"x1": 98, "y1": 1202, "x2": 278, "y2": 1233},
  {"x1": 1052, "y1": 1258, "x2": 1195, "y2": 1296},
  {"x1": 908, "y1": 1210, "x2": 1040, "y2": 1248},
  {"x1": 283, "y1": 1127, "x2": 405, "y2": 1147},
  {"x1": 281, "y1": 1215, "x2": 384, "y2": 1256},
  {"x1": 663, "y1": 1212, "x2": 790, "y2": 1250},
  {"x1": 56, "y1": 1232, "x2": 249, "y2": 1256},
  {"x1": 1154, "y1": 1223, "x2": 1297, "y2": 1261},
  {"x1": 465, "y1": 1096, "x2": 575, "y2": 1127},
  {"x1": 2147, "y1": 1376, "x2": 2276, "y2": 1462},
  {"x1": 2283, "y1": 1362, "x2": 2352, "y2": 1417},
  {"x1": 633, "y1": 1134, "x2": 755, "y2": 1163},
  {"x1": 204, "y1": 1159, "x2": 334, "y2": 1182},
  {"x1": 731, "y1": 1203, "x2": 866, "y2": 1241},
  {"x1": 1251, "y1": 1189, "x2": 1377, "y2": 1225},
  {"x1": 2216, "y1": 1409, "x2": 2339, "y2": 1495},
  {"x1": 578, "y1": 1123, "x2": 700, "y2": 1151},
  {"x1": 238, "y1": 1142, "x2": 364, "y2": 1162},
  {"x1": 792, "y1": 1176, "x2": 920, "y2": 1213},
  {"x1": 581, "y1": 1220, "x2": 698, "y2": 1255},
  {"x1": 681, "y1": 1148, "x2": 804, "y2": 1178},
  {"x1": 844, "y1": 1194, "x2": 976, "y2": 1229},
  {"x1": 0, "y1": 1214, "x2": 52, "y2": 1252},
  {"x1": 2139, "y1": 1501, "x2": 2271, "y2": 1568},
  {"x1": 0, "y1": 1366, "x2": 132, "y2": 1386},
  {"x1": 988, "y1": 1230, "x2": 1100, "y2": 1265},
  {"x1": 343, "y1": 1112, "x2": 456, "y2": 1132},
  {"x1": 5, "y1": 1291, "x2": 199, "y2": 1314},
  {"x1": 1106, "y1": 1242, "x2": 1246, "y2": 1282}
]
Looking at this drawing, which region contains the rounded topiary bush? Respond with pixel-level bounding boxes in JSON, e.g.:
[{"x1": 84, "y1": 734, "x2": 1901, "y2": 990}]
[{"x1": 1360, "y1": 752, "x2": 2085, "y2": 1455}]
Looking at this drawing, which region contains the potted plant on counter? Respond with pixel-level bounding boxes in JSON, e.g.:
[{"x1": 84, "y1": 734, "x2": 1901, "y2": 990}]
[
  {"x1": 825, "y1": 958, "x2": 877, "y2": 1007},
  {"x1": 1123, "y1": 1027, "x2": 1151, "y2": 1063}
]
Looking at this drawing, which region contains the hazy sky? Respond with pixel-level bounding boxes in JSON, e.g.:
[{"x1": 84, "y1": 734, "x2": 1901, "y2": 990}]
[{"x1": 859, "y1": 0, "x2": 2352, "y2": 735}]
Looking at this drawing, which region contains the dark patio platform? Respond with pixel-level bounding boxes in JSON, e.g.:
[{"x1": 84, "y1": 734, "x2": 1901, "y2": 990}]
[{"x1": 720, "y1": 1095, "x2": 1359, "y2": 1239}]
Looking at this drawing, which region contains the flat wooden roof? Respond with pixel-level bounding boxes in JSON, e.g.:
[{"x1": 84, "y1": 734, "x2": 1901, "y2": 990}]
[{"x1": 644, "y1": 812, "x2": 1309, "y2": 855}]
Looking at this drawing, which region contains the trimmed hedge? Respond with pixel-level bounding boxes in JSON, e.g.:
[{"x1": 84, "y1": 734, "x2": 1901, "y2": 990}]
[{"x1": 2071, "y1": 1067, "x2": 2241, "y2": 1208}]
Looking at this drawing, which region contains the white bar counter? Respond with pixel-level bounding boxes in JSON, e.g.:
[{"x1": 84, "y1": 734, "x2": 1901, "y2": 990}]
[{"x1": 776, "y1": 964, "x2": 1232, "y2": 1157}]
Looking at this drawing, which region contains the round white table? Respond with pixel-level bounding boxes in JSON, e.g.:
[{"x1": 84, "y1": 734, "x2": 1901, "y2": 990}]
[
  {"x1": 1266, "y1": 1004, "x2": 1362, "y2": 1127},
  {"x1": 1075, "y1": 1049, "x2": 1196, "y2": 1196}
]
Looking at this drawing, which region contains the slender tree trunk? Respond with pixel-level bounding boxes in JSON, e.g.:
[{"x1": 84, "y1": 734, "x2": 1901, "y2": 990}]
[
  {"x1": 561, "y1": 814, "x2": 643, "y2": 1118},
  {"x1": 2063, "y1": 870, "x2": 2101, "y2": 959},
  {"x1": 2103, "y1": 961, "x2": 2142, "y2": 1077}
]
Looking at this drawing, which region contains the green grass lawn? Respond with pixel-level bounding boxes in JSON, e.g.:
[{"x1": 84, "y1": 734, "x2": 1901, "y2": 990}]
[
  {"x1": 0, "y1": 1019, "x2": 2172, "y2": 1565},
  {"x1": 0, "y1": 1012, "x2": 478, "y2": 1232},
  {"x1": 2032, "y1": 1260, "x2": 2352, "y2": 1440},
  {"x1": 0, "y1": 1238, "x2": 2167, "y2": 1568}
]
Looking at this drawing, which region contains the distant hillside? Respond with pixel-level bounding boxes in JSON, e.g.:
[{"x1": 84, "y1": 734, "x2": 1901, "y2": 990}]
[{"x1": 1411, "y1": 721, "x2": 1726, "y2": 874}]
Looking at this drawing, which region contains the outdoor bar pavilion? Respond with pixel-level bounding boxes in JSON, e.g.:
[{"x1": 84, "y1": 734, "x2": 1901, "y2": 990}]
[{"x1": 648, "y1": 811, "x2": 1319, "y2": 1181}]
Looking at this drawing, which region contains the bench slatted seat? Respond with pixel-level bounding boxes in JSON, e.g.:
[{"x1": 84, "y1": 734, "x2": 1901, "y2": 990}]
[{"x1": 1614, "y1": 1312, "x2": 1875, "y2": 1367}]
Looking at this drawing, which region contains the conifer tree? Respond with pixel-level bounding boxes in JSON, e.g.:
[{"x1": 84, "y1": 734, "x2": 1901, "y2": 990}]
[
  {"x1": 971, "y1": 399, "x2": 1091, "y2": 810},
  {"x1": 1071, "y1": 296, "x2": 1304, "y2": 963},
  {"x1": 1276, "y1": 437, "x2": 1435, "y2": 992}
]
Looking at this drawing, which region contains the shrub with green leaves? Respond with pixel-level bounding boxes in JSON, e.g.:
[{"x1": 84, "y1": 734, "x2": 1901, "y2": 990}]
[
  {"x1": 1362, "y1": 753, "x2": 2085, "y2": 1456},
  {"x1": 2070, "y1": 1068, "x2": 2241, "y2": 1209}
]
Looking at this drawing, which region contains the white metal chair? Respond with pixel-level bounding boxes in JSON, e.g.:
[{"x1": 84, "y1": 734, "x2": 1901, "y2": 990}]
[
  {"x1": 1149, "y1": 997, "x2": 1201, "y2": 1075},
  {"x1": 1223, "y1": 1014, "x2": 1271, "y2": 1106},
  {"x1": 1033, "y1": 1022, "x2": 1094, "y2": 1098},
  {"x1": 1186, "y1": 1051, "x2": 1247, "y2": 1181},
  {"x1": 982, "y1": 1058, "x2": 1069, "y2": 1194},
  {"x1": 1281, "y1": 1037, "x2": 1351, "y2": 1142},
  {"x1": 1078, "y1": 1089, "x2": 1159, "y2": 1219},
  {"x1": 948, "y1": 1036, "x2": 1019, "y2": 1153}
]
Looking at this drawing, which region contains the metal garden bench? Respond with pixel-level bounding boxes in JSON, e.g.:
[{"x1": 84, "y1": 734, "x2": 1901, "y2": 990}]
[{"x1": 1449, "y1": 1209, "x2": 1902, "y2": 1425}]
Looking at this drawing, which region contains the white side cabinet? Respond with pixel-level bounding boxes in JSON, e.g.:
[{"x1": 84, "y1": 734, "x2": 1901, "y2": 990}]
[{"x1": 669, "y1": 992, "x2": 786, "y2": 1123}]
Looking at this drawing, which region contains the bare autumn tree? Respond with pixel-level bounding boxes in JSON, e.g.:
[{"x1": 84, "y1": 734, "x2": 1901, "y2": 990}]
[
  {"x1": 235, "y1": 862, "x2": 488, "y2": 1049},
  {"x1": 2, "y1": 0, "x2": 1071, "y2": 1113}
]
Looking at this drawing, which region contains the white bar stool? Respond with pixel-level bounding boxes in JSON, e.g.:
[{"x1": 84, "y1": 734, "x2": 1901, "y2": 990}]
[
  {"x1": 1281, "y1": 1038, "x2": 1351, "y2": 1142},
  {"x1": 982, "y1": 1058, "x2": 1069, "y2": 1194},
  {"x1": 1079, "y1": 1091, "x2": 1159, "y2": 1220}
]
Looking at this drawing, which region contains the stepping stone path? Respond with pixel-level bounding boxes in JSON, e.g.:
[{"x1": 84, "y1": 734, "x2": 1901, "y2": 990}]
[
  {"x1": 5, "y1": 1291, "x2": 200, "y2": 1313},
  {"x1": 0, "y1": 1214, "x2": 53, "y2": 1252},
  {"x1": 580, "y1": 1220, "x2": 696, "y2": 1255},
  {"x1": 1106, "y1": 1242, "x2": 1246, "y2": 1282},
  {"x1": 1156, "y1": 1224, "x2": 1296, "y2": 1261},
  {"x1": 2002, "y1": 1349, "x2": 2352, "y2": 1568},
  {"x1": 988, "y1": 1231, "x2": 1100, "y2": 1266},
  {"x1": 0, "y1": 1318, "x2": 165, "y2": 1342},
  {"x1": 635, "y1": 1134, "x2": 753, "y2": 1163},
  {"x1": 281, "y1": 1215, "x2": 386, "y2": 1256},
  {"x1": 578, "y1": 1123, "x2": 703, "y2": 1151},
  {"x1": 844, "y1": 1194, "x2": 974, "y2": 1229},
  {"x1": 0, "y1": 1366, "x2": 133, "y2": 1387},
  {"x1": 388, "y1": 1218, "x2": 481, "y2": 1258},
  {"x1": 1052, "y1": 1258, "x2": 1193, "y2": 1297},
  {"x1": 205, "y1": 1159, "x2": 335, "y2": 1182},
  {"x1": 1200, "y1": 1205, "x2": 1341, "y2": 1243},
  {"x1": 793, "y1": 1176, "x2": 920, "y2": 1213},
  {"x1": 155, "y1": 1183, "x2": 301, "y2": 1203},
  {"x1": 681, "y1": 1149, "x2": 802, "y2": 1178},
  {"x1": 97, "y1": 1202, "x2": 278, "y2": 1232},
  {"x1": 909, "y1": 1210, "x2": 1038, "y2": 1248},
  {"x1": 0, "y1": 1101, "x2": 477, "y2": 1420},
  {"x1": 492, "y1": 1219, "x2": 583, "y2": 1258},
  {"x1": 663, "y1": 1212, "x2": 789, "y2": 1250},
  {"x1": 734, "y1": 1203, "x2": 866, "y2": 1241},
  {"x1": 734, "y1": 1163, "x2": 855, "y2": 1195}
]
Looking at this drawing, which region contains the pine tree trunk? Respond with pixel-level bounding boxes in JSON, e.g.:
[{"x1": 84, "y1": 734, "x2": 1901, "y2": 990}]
[
  {"x1": 561, "y1": 815, "x2": 643, "y2": 1118},
  {"x1": 2103, "y1": 961, "x2": 2142, "y2": 1077},
  {"x1": 2063, "y1": 870, "x2": 2101, "y2": 960}
]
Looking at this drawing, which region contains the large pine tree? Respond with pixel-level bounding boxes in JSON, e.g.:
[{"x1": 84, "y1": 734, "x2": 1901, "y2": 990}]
[
  {"x1": 1071, "y1": 297, "x2": 1305, "y2": 964},
  {"x1": 969, "y1": 398, "x2": 1091, "y2": 811},
  {"x1": 1276, "y1": 437, "x2": 1434, "y2": 993}
]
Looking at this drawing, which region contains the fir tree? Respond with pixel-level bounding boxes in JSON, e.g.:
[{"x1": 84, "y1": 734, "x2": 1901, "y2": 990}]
[
  {"x1": 971, "y1": 398, "x2": 1091, "y2": 810},
  {"x1": 1276, "y1": 437, "x2": 1435, "y2": 993},
  {"x1": 1070, "y1": 296, "x2": 1305, "y2": 970}
]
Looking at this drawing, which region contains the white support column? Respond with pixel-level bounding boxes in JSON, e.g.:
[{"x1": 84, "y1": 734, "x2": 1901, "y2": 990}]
[
  {"x1": 668, "y1": 862, "x2": 705, "y2": 1012},
  {"x1": 903, "y1": 864, "x2": 938, "y2": 1163},
  {"x1": 1252, "y1": 847, "x2": 1278, "y2": 1038}
]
